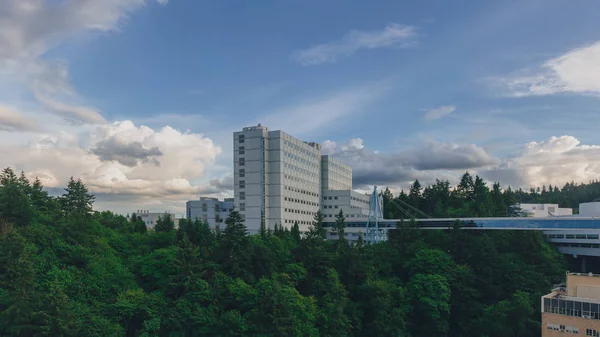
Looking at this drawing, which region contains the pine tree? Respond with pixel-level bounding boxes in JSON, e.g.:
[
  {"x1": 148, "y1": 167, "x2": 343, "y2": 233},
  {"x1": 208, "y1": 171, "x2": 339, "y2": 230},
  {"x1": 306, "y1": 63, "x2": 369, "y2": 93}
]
[
  {"x1": 335, "y1": 209, "x2": 347, "y2": 250},
  {"x1": 155, "y1": 213, "x2": 175, "y2": 232},
  {"x1": 217, "y1": 211, "x2": 251, "y2": 279},
  {"x1": 291, "y1": 222, "x2": 301, "y2": 243},
  {"x1": 60, "y1": 177, "x2": 95, "y2": 218}
]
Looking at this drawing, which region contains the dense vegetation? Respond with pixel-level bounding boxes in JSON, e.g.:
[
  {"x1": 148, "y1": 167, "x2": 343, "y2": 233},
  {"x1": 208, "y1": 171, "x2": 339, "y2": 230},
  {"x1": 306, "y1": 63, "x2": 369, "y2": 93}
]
[
  {"x1": 383, "y1": 171, "x2": 600, "y2": 218},
  {"x1": 0, "y1": 168, "x2": 570, "y2": 336}
]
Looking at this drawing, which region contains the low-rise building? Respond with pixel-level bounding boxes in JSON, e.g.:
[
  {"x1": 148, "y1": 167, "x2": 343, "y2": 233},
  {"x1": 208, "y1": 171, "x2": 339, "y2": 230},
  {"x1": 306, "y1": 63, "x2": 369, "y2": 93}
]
[
  {"x1": 186, "y1": 197, "x2": 234, "y2": 228},
  {"x1": 133, "y1": 210, "x2": 179, "y2": 229},
  {"x1": 580, "y1": 202, "x2": 600, "y2": 217},
  {"x1": 519, "y1": 203, "x2": 573, "y2": 217},
  {"x1": 321, "y1": 190, "x2": 371, "y2": 220},
  {"x1": 542, "y1": 272, "x2": 600, "y2": 336}
]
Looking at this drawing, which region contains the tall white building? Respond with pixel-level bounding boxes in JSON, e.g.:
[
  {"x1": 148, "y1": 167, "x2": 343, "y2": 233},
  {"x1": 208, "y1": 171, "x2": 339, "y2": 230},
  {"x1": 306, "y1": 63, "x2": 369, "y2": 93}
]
[
  {"x1": 321, "y1": 155, "x2": 352, "y2": 191},
  {"x1": 186, "y1": 197, "x2": 234, "y2": 228},
  {"x1": 233, "y1": 124, "x2": 322, "y2": 233}
]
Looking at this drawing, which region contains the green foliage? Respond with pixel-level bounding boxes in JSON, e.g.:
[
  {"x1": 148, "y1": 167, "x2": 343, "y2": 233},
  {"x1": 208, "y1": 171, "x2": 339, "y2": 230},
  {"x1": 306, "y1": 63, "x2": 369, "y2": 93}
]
[{"x1": 0, "y1": 167, "x2": 572, "y2": 336}]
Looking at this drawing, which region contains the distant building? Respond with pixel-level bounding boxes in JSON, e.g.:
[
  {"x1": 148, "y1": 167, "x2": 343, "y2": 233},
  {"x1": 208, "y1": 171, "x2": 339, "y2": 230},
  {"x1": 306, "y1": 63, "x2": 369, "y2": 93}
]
[
  {"x1": 580, "y1": 202, "x2": 600, "y2": 217},
  {"x1": 518, "y1": 203, "x2": 573, "y2": 217},
  {"x1": 542, "y1": 271, "x2": 600, "y2": 336},
  {"x1": 133, "y1": 210, "x2": 179, "y2": 229},
  {"x1": 186, "y1": 197, "x2": 234, "y2": 228},
  {"x1": 232, "y1": 124, "x2": 382, "y2": 233},
  {"x1": 321, "y1": 190, "x2": 371, "y2": 220}
]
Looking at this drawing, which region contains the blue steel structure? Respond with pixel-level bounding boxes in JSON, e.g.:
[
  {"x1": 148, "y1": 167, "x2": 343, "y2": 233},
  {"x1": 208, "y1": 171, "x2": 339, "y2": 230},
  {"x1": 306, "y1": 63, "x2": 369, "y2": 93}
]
[{"x1": 365, "y1": 185, "x2": 384, "y2": 244}]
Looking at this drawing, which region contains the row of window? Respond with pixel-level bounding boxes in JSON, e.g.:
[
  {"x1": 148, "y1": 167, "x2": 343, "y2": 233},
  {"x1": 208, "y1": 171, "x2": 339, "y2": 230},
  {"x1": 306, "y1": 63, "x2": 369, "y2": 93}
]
[
  {"x1": 284, "y1": 140, "x2": 319, "y2": 160},
  {"x1": 323, "y1": 213, "x2": 361, "y2": 218},
  {"x1": 544, "y1": 234, "x2": 600, "y2": 240},
  {"x1": 284, "y1": 219, "x2": 313, "y2": 225},
  {"x1": 325, "y1": 205, "x2": 339, "y2": 209},
  {"x1": 554, "y1": 243, "x2": 600, "y2": 249},
  {"x1": 587, "y1": 329, "x2": 600, "y2": 336},
  {"x1": 284, "y1": 185, "x2": 319, "y2": 197},
  {"x1": 324, "y1": 196, "x2": 339, "y2": 201},
  {"x1": 284, "y1": 196, "x2": 319, "y2": 207},
  {"x1": 284, "y1": 152, "x2": 319, "y2": 170},
  {"x1": 544, "y1": 297, "x2": 600, "y2": 320},
  {"x1": 284, "y1": 174, "x2": 318, "y2": 188},
  {"x1": 284, "y1": 162, "x2": 317, "y2": 179},
  {"x1": 351, "y1": 196, "x2": 369, "y2": 204},
  {"x1": 547, "y1": 323, "x2": 579, "y2": 333},
  {"x1": 285, "y1": 208, "x2": 317, "y2": 216},
  {"x1": 326, "y1": 160, "x2": 351, "y2": 175}
]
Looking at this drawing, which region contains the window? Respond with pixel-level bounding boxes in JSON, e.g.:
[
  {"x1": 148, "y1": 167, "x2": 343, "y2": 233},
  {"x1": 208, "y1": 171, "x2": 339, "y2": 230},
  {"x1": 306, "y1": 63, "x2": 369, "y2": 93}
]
[
  {"x1": 240, "y1": 203, "x2": 245, "y2": 211},
  {"x1": 239, "y1": 192, "x2": 245, "y2": 200},
  {"x1": 239, "y1": 180, "x2": 245, "y2": 189},
  {"x1": 202, "y1": 203, "x2": 207, "y2": 212},
  {"x1": 239, "y1": 158, "x2": 245, "y2": 166},
  {"x1": 589, "y1": 234, "x2": 599, "y2": 240},
  {"x1": 334, "y1": 197, "x2": 338, "y2": 200}
]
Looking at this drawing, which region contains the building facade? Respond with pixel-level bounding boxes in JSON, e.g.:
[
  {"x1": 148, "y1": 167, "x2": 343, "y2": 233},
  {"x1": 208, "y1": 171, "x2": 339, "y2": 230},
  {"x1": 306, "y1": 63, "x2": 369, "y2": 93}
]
[
  {"x1": 321, "y1": 155, "x2": 352, "y2": 191},
  {"x1": 580, "y1": 202, "x2": 600, "y2": 217},
  {"x1": 133, "y1": 210, "x2": 179, "y2": 229},
  {"x1": 519, "y1": 203, "x2": 573, "y2": 217},
  {"x1": 186, "y1": 197, "x2": 234, "y2": 228},
  {"x1": 233, "y1": 125, "x2": 322, "y2": 233},
  {"x1": 321, "y1": 190, "x2": 370, "y2": 220},
  {"x1": 542, "y1": 272, "x2": 600, "y2": 336}
]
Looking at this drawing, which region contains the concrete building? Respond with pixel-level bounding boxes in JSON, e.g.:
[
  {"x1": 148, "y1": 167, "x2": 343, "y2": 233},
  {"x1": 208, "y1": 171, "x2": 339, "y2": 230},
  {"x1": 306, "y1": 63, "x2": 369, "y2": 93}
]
[
  {"x1": 133, "y1": 210, "x2": 179, "y2": 229},
  {"x1": 542, "y1": 272, "x2": 600, "y2": 336},
  {"x1": 321, "y1": 155, "x2": 352, "y2": 191},
  {"x1": 233, "y1": 124, "x2": 322, "y2": 233},
  {"x1": 580, "y1": 202, "x2": 600, "y2": 217},
  {"x1": 322, "y1": 190, "x2": 370, "y2": 220},
  {"x1": 518, "y1": 203, "x2": 573, "y2": 217},
  {"x1": 186, "y1": 197, "x2": 234, "y2": 228}
]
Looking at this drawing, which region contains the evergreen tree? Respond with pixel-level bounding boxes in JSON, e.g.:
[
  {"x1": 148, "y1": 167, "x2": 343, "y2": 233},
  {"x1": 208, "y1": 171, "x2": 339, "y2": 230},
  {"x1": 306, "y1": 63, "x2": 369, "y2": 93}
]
[
  {"x1": 335, "y1": 209, "x2": 347, "y2": 250},
  {"x1": 60, "y1": 177, "x2": 95, "y2": 217},
  {"x1": 155, "y1": 213, "x2": 175, "y2": 232},
  {"x1": 217, "y1": 211, "x2": 252, "y2": 280},
  {"x1": 291, "y1": 221, "x2": 301, "y2": 243}
]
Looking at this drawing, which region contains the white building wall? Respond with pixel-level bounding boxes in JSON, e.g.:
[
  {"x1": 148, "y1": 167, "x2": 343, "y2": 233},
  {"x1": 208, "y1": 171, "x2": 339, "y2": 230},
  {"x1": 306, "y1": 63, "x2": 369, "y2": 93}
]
[
  {"x1": 234, "y1": 125, "x2": 321, "y2": 233},
  {"x1": 518, "y1": 203, "x2": 573, "y2": 217},
  {"x1": 186, "y1": 198, "x2": 234, "y2": 228},
  {"x1": 580, "y1": 202, "x2": 600, "y2": 217},
  {"x1": 321, "y1": 190, "x2": 371, "y2": 221},
  {"x1": 133, "y1": 210, "x2": 179, "y2": 229},
  {"x1": 321, "y1": 155, "x2": 352, "y2": 191}
]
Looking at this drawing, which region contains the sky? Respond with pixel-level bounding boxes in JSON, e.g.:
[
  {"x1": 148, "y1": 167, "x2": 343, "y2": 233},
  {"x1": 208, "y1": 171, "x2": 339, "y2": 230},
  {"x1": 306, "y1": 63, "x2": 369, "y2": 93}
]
[{"x1": 1, "y1": 0, "x2": 600, "y2": 216}]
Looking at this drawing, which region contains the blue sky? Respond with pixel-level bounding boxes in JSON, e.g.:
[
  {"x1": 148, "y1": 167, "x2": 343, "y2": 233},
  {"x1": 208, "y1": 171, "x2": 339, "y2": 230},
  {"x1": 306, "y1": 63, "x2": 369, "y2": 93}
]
[{"x1": 1, "y1": 0, "x2": 600, "y2": 214}]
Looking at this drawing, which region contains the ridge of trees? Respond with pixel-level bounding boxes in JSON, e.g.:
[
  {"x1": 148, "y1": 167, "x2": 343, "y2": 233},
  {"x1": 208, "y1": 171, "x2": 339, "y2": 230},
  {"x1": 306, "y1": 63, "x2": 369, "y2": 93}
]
[
  {"x1": 382, "y1": 171, "x2": 600, "y2": 219},
  {"x1": 0, "y1": 168, "x2": 569, "y2": 336}
]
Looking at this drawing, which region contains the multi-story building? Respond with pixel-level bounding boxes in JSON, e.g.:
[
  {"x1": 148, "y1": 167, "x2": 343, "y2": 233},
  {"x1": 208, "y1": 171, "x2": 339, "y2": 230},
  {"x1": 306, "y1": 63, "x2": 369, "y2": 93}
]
[
  {"x1": 321, "y1": 190, "x2": 370, "y2": 220},
  {"x1": 133, "y1": 210, "x2": 180, "y2": 229},
  {"x1": 233, "y1": 124, "x2": 322, "y2": 233},
  {"x1": 321, "y1": 155, "x2": 352, "y2": 191},
  {"x1": 519, "y1": 203, "x2": 573, "y2": 217},
  {"x1": 186, "y1": 197, "x2": 234, "y2": 228},
  {"x1": 580, "y1": 202, "x2": 600, "y2": 217},
  {"x1": 542, "y1": 272, "x2": 600, "y2": 336}
]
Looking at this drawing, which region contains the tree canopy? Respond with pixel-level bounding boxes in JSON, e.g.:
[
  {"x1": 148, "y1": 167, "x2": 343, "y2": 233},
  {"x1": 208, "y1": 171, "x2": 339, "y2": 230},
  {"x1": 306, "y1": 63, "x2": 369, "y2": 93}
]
[{"x1": 0, "y1": 167, "x2": 572, "y2": 336}]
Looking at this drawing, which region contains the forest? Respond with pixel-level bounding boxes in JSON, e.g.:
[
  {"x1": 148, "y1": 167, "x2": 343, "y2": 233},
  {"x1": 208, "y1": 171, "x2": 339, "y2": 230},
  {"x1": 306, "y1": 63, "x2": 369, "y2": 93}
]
[
  {"x1": 0, "y1": 167, "x2": 583, "y2": 336},
  {"x1": 382, "y1": 171, "x2": 600, "y2": 219}
]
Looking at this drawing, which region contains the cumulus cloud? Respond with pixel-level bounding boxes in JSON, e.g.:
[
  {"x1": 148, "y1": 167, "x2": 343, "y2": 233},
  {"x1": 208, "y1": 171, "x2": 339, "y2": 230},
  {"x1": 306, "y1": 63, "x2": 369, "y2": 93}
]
[
  {"x1": 495, "y1": 41, "x2": 600, "y2": 97},
  {"x1": 323, "y1": 138, "x2": 499, "y2": 187},
  {"x1": 0, "y1": 105, "x2": 39, "y2": 132},
  {"x1": 0, "y1": 120, "x2": 221, "y2": 210},
  {"x1": 91, "y1": 137, "x2": 163, "y2": 167},
  {"x1": 424, "y1": 105, "x2": 455, "y2": 120},
  {"x1": 291, "y1": 23, "x2": 417, "y2": 66},
  {"x1": 210, "y1": 173, "x2": 234, "y2": 190},
  {"x1": 481, "y1": 136, "x2": 600, "y2": 188}
]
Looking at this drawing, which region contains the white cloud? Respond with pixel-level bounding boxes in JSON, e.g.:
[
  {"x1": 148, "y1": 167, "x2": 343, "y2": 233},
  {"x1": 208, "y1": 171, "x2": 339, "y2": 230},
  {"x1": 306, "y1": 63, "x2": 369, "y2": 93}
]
[
  {"x1": 0, "y1": 120, "x2": 221, "y2": 213},
  {"x1": 0, "y1": 105, "x2": 39, "y2": 132},
  {"x1": 323, "y1": 138, "x2": 499, "y2": 187},
  {"x1": 496, "y1": 41, "x2": 600, "y2": 97},
  {"x1": 291, "y1": 23, "x2": 417, "y2": 66},
  {"x1": 424, "y1": 105, "x2": 455, "y2": 120},
  {"x1": 482, "y1": 136, "x2": 600, "y2": 188},
  {"x1": 260, "y1": 81, "x2": 390, "y2": 136}
]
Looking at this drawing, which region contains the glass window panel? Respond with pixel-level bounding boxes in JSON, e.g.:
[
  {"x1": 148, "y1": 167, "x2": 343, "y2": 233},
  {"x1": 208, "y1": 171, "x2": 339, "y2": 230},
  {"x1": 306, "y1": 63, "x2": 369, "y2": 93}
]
[
  {"x1": 576, "y1": 301, "x2": 582, "y2": 310},
  {"x1": 592, "y1": 303, "x2": 599, "y2": 313},
  {"x1": 567, "y1": 300, "x2": 574, "y2": 309},
  {"x1": 584, "y1": 302, "x2": 591, "y2": 311}
]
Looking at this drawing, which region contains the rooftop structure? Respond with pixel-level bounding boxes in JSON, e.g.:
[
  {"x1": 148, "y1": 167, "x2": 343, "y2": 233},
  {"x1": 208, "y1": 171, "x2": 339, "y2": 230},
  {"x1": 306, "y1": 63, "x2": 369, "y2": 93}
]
[
  {"x1": 542, "y1": 272, "x2": 600, "y2": 336},
  {"x1": 518, "y1": 203, "x2": 573, "y2": 217}
]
